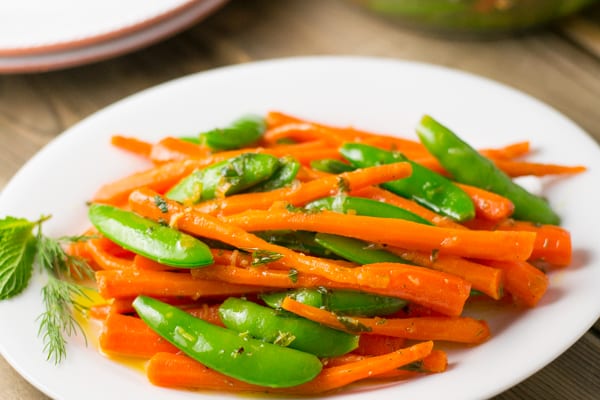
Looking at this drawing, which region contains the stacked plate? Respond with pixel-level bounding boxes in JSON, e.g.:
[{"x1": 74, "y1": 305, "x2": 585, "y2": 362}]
[{"x1": 0, "y1": 0, "x2": 228, "y2": 73}]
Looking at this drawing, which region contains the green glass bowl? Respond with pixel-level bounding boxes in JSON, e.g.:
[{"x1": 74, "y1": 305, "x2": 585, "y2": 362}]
[{"x1": 350, "y1": 0, "x2": 599, "y2": 35}]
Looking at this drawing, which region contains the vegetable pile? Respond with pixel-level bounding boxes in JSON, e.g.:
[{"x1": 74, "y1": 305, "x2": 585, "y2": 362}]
[{"x1": 0, "y1": 111, "x2": 586, "y2": 393}]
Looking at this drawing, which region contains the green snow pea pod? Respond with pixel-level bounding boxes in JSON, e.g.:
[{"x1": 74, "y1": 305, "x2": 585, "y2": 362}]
[
  {"x1": 314, "y1": 232, "x2": 411, "y2": 265},
  {"x1": 219, "y1": 297, "x2": 358, "y2": 357},
  {"x1": 416, "y1": 115, "x2": 560, "y2": 225},
  {"x1": 167, "y1": 153, "x2": 279, "y2": 203},
  {"x1": 248, "y1": 156, "x2": 300, "y2": 192},
  {"x1": 305, "y1": 195, "x2": 432, "y2": 225},
  {"x1": 88, "y1": 204, "x2": 213, "y2": 268},
  {"x1": 133, "y1": 296, "x2": 322, "y2": 388},
  {"x1": 310, "y1": 159, "x2": 355, "y2": 174},
  {"x1": 340, "y1": 143, "x2": 475, "y2": 222},
  {"x1": 199, "y1": 115, "x2": 266, "y2": 151},
  {"x1": 261, "y1": 288, "x2": 407, "y2": 317},
  {"x1": 254, "y1": 230, "x2": 337, "y2": 258}
]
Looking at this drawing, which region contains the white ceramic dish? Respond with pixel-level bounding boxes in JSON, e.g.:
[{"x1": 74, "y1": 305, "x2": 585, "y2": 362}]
[
  {"x1": 0, "y1": 0, "x2": 227, "y2": 73},
  {"x1": 0, "y1": 56, "x2": 599, "y2": 400}
]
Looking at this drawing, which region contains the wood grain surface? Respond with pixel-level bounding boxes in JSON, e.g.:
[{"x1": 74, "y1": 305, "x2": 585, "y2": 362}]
[{"x1": 1, "y1": 1, "x2": 599, "y2": 399}]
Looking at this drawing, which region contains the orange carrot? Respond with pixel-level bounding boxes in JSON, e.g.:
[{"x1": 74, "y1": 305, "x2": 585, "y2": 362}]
[
  {"x1": 282, "y1": 297, "x2": 490, "y2": 344},
  {"x1": 193, "y1": 161, "x2": 412, "y2": 215},
  {"x1": 96, "y1": 269, "x2": 266, "y2": 299},
  {"x1": 223, "y1": 209, "x2": 536, "y2": 262},
  {"x1": 192, "y1": 262, "x2": 469, "y2": 317},
  {"x1": 353, "y1": 335, "x2": 406, "y2": 356},
  {"x1": 465, "y1": 218, "x2": 572, "y2": 267},
  {"x1": 456, "y1": 183, "x2": 515, "y2": 221},
  {"x1": 149, "y1": 137, "x2": 211, "y2": 164},
  {"x1": 129, "y1": 189, "x2": 471, "y2": 316},
  {"x1": 492, "y1": 159, "x2": 587, "y2": 177},
  {"x1": 147, "y1": 341, "x2": 433, "y2": 393},
  {"x1": 262, "y1": 123, "x2": 344, "y2": 146},
  {"x1": 480, "y1": 259, "x2": 549, "y2": 307},
  {"x1": 326, "y1": 349, "x2": 447, "y2": 373},
  {"x1": 92, "y1": 159, "x2": 201, "y2": 205},
  {"x1": 86, "y1": 237, "x2": 134, "y2": 270},
  {"x1": 186, "y1": 304, "x2": 225, "y2": 327},
  {"x1": 99, "y1": 313, "x2": 178, "y2": 358},
  {"x1": 110, "y1": 135, "x2": 153, "y2": 158},
  {"x1": 480, "y1": 141, "x2": 531, "y2": 159},
  {"x1": 133, "y1": 254, "x2": 173, "y2": 271},
  {"x1": 386, "y1": 247, "x2": 504, "y2": 300}
]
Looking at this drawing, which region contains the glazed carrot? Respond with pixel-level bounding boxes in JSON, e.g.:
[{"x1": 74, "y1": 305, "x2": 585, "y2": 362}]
[
  {"x1": 281, "y1": 297, "x2": 490, "y2": 344},
  {"x1": 223, "y1": 209, "x2": 536, "y2": 262},
  {"x1": 326, "y1": 349, "x2": 447, "y2": 373},
  {"x1": 147, "y1": 341, "x2": 433, "y2": 393},
  {"x1": 86, "y1": 238, "x2": 134, "y2": 270},
  {"x1": 456, "y1": 183, "x2": 515, "y2": 221},
  {"x1": 480, "y1": 141, "x2": 531, "y2": 159},
  {"x1": 149, "y1": 137, "x2": 211, "y2": 164},
  {"x1": 128, "y1": 189, "x2": 395, "y2": 290},
  {"x1": 492, "y1": 159, "x2": 587, "y2": 178},
  {"x1": 96, "y1": 269, "x2": 266, "y2": 299},
  {"x1": 480, "y1": 259, "x2": 549, "y2": 307},
  {"x1": 386, "y1": 247, "x2": 504, "y2": 300},
  {"x1": 100, "y1": 313, "x2": 178, "y2": 358},
  {"x1": 133, "y1": 254, "x2": 173, "y2": 271},
  {"x1": 465, "y1": 218, "x2": 572, "y2": 267},
  {"x1": 262, "y1": 123, "x2": 344, "y2": 146},
  {"x1": 186, "y1": 304, "x2": 225, "y2": 327},
  {"x1": 110, "y1": 135, "x2": 153, "y2": 158},
  {"x1": 193, "y1": 161, "x2": 412, "y2": 215},
  {"x1": 92, "y1": 159, "x2": 201, "y2": 205},
  {"x1": 193, "y1": 263, "x2": 469, "y2": 316},
  {"x1": 353, "y1": 335, "x2": 406, "y2": 356}
]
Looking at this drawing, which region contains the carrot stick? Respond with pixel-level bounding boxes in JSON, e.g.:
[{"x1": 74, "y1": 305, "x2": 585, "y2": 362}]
[
  {"x1": 96, "y1": 269, "x2": 266, "y2": 299},
  {"x1": 186, "y1": 304, "x2": 225, "y2": 327},
  {"x1": 149, "y1": 137, "x2": 211, "y2": 164},
  {"x1": 353, "y1": 335, "x2": 406, "y2": 356},
  {"x1": 326, "y1": 349, "x2": 447, "y2": 373},
  {"x1": 465, "y1": 218, "x2": 572, "y2": 267},
  {"x1": 262, "y1": 123, "x2": 344, "y2": 146},
  {"x1": 492, "y1": 159, "x2": 587, "y2": 177},
  {"x1": 92, "y1": 159, "x2": 201, "y2": 205},
  {"x1": 86, "y1": 238, "x2": 134, "y2": 270},
  {"x1": 100, "y1": 313, "x2": 178, "y2": 358},
  {"x1": 282, "y1": 297, "x2": 490, "y2": 344},
  {"x1": 480, "y1": 259, "x2": 549, "y2": 307},
  {"x1": 456, "y1": 183, "x2": 515, "y2": 221},
  {"x1": 111, "y1": 135, "x2": 153, "y2": 158},
  {"x1": 147, "y1": 341, "x2": 433, "y2": 393},
  {"x1": 386, "y1": 247, "x2": 504, "y2": 300},
  {"x1": 133, "y1": 254, "x2": 173, "y2": 271},
  {"x1": 479, "y1": 141, "x2": 531, "y2": 159},
  {"x1": 223, "y1": 209, "x2": 536, "y2": 262},
  {"x1": 193, "y1": 161, "x2": 412, "y2": 215}
]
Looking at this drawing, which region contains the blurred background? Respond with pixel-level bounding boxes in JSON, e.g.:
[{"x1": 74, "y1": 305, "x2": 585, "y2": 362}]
[{"x1": 1, "y1": 0, "x2": 599, "y2": 399}]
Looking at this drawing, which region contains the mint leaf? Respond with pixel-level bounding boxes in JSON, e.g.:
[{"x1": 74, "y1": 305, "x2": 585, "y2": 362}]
[{"x1": 0, "y1": 217, "x2": 37, "y2": 300}]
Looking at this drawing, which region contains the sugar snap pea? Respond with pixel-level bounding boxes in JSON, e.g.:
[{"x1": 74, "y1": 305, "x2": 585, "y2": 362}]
[
  {"x1": 219, "y1": 297, "x2": 358, "y2": 357},
  {"x1": 133, "y1": 296, "x2": 322, "y2": 387},
  {"x1": 255, "y1": 230, "x2": 337, "y2": 258},
  {"x1": 305, "y1": 195, "x2": 432, "y2": 225},
  {"x1": 314, "y1": 232, "x2": 410, "y2": 265},
  {"x1": 261, "y1": 288, "x2": 407, "y2": 317},
  {"x1": 340, "y1": 143, "x2": 475, "y2": 221},
  {"x1": 167, "y1": 153, "x2": 279, "y2": 203},
  {"x1": 199, "y1": 115, "x2": 266, "y2": 151},
  {"x1": 248, "y1": 156, "x2": 300, "y2": 192},
  {"x1": 88, "y1": 204, "x2": 213, "y2": 268},
  {"x1": 310, "y1": 158, "x2": 355, "y2": 174},
  {"x1": 416, "y1": 115, "x2": 560, "y2": 224}
]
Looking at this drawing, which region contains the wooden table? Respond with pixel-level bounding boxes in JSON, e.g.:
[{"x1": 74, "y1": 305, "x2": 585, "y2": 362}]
[{"x1": 1, "y1": 1, "x2": 599, "y2": 398}]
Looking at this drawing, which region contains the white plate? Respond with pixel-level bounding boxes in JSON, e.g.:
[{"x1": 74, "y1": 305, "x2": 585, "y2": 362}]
[
  {"x1": 0, "y1": 0, "x2": 227, "y2": 74},
  {"x1": 1, "y1": 56, "x2": 599, "y2": 400}
]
